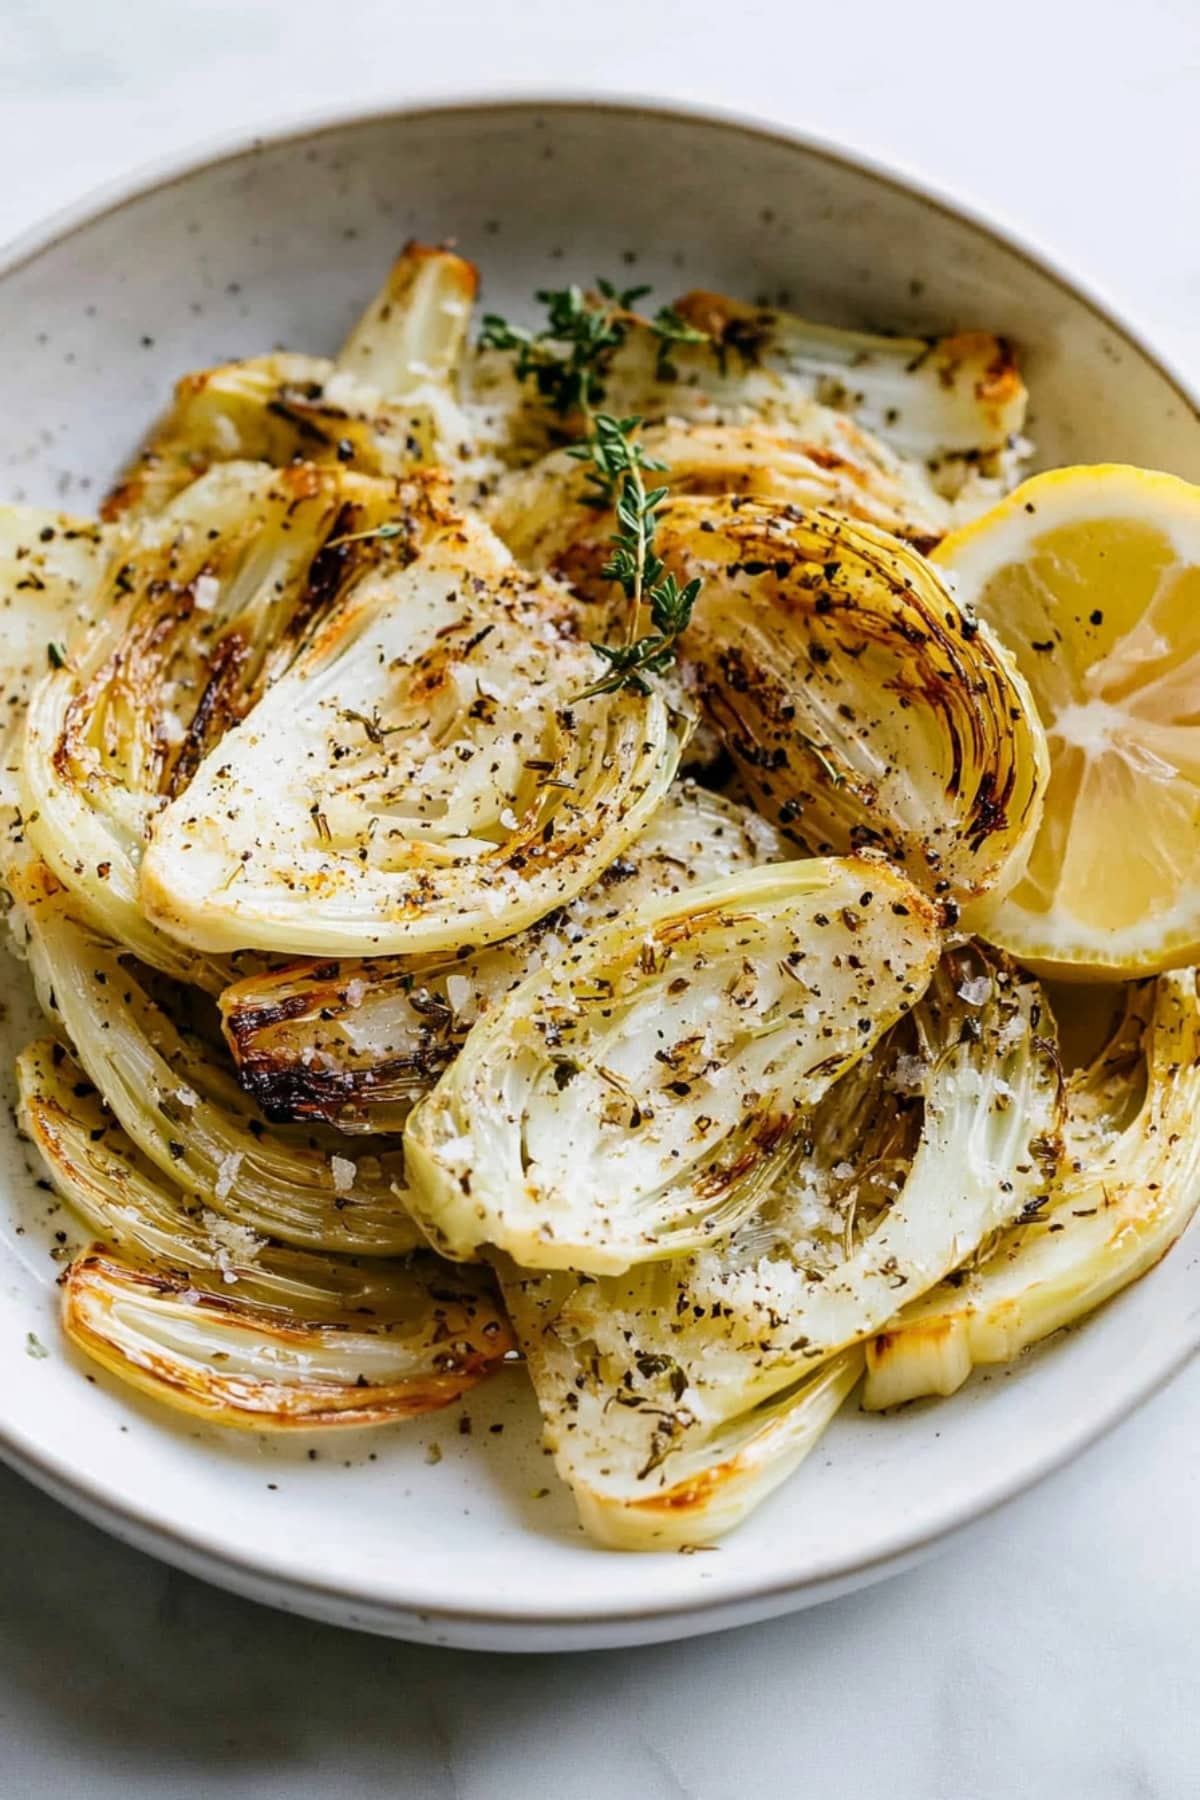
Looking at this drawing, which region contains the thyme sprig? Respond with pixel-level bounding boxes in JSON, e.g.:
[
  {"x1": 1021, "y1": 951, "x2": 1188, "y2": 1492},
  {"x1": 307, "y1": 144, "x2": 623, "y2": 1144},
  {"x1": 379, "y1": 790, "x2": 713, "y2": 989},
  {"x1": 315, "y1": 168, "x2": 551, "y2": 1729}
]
[
  {"x1": 479, "y1": 280, "x2": 640, "y2": 418},
  {"x1": 570, "y1": 413, "x2": 701, "y2": 699},
  {"x1": 480, "y1": 282, "x2": 707, "y2": 697},
  {"x1": 479, "y1": 279, "x2": 707, "y2": 420}
]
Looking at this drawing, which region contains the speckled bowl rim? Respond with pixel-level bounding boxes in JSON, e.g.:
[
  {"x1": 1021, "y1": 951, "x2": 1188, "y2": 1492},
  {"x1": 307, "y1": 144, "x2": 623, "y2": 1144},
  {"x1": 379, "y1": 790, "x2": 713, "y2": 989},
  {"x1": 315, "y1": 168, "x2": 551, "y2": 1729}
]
[{"x1": 2, "y1": 89, "x2": 1198, "y2": 1647}]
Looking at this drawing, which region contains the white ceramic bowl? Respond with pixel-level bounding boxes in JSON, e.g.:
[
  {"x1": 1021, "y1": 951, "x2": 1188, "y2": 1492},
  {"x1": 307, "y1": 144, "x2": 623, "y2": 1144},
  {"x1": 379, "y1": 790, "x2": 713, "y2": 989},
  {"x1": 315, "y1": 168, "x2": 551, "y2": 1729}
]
[{"x1": 2, "y1": 97, "x2": 1198, "y2": 1653}]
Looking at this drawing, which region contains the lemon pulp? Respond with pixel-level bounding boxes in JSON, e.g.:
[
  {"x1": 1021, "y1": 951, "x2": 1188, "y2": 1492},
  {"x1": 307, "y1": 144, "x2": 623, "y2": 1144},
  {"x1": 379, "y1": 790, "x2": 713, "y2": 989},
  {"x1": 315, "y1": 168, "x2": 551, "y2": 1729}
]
[{"x1": 935, "y1": 467, "x2": 1200, "y2": 975}]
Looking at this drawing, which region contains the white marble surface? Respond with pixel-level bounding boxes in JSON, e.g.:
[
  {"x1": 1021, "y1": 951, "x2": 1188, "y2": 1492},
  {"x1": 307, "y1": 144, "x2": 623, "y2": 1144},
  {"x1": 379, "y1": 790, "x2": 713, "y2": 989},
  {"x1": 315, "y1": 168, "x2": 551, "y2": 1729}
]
[{"x1": 1, "y1": 1, "x2": 1198, "y2": 1793}]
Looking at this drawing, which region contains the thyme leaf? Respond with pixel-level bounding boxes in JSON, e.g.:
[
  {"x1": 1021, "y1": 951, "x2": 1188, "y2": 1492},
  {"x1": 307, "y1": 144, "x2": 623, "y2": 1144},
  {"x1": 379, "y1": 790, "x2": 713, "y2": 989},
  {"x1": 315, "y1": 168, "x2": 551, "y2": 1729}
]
[
  {"x1": 324, "y1": 522, "x2": 407, "y2": 550},
  {"x1": 648, "y1": 302, "x2": 710, "y2": 382}
]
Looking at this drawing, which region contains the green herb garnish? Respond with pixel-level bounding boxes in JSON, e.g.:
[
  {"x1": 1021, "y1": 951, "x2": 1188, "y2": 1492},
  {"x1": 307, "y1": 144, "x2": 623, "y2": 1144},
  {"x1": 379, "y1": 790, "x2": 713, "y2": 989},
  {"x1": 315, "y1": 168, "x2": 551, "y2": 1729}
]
[
  {"x1": 570, "y1": 413, "x2": 701, "y2": 698},
  {"x1": 480, "y1": 280, "x2": 643, "y2": 418},
  {"x1": 481, "y1": 282, "x2": 708, "y2": 696},
  {"x1": 479, "y1": 279, "x2": 708, "y2": 420}
]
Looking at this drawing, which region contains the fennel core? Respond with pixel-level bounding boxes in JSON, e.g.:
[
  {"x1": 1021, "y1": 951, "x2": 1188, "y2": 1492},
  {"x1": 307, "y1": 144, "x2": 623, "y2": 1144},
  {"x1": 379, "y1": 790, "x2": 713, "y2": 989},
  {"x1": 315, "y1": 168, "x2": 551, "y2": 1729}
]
[{"x1": 479, "y1": 281, "x2": 709, "y2": 698}]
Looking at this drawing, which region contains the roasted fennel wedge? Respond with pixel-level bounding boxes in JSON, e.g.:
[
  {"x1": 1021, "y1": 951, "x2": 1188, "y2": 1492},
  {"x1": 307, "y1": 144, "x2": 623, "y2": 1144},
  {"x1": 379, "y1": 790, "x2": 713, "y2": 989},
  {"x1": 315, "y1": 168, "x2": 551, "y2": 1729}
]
[
  {"x1": 474, "y1": 286, "x2": 1027, "y2": 507},
  {"x1": 104, "y1": 243, "x2": 482, "y2": 519},
  {"x1": 487, "y1": 416, "x2": 951, "y2": 600},
  {"x1": 653, "y1": 496, "x2": 1048, "y2": 905},
  {"x1": 140, "y1": 511, "x2": 682, "y2": 958},
  {"x1": 500, "y1": 946, "x2": 1060, "y2": 1546},
  {"x1": 219, "y1": 781, "x2": 785, "y2": 1132},
  {"x1": 22, "y1": 458, "x2": 446, "y2": 983},
  {"x1": 863, "y1": 968, "x2": 1200, "y2": 1408},
  {"x1": 62, "y1": 1250, "x2": 512, "y2": 1430},
  {"x1": 0, "y1": 504, "x2": 106, "y2": 888},
  {"x1": 0, "y1": 506, "x2": 106, "y2": 718},
  {"x1": 404, "y1": 857, "x2": 941, "y2": 1275},
  {"x1": 654, "y1": 294, "x2": 1026, "y2": 493},
  {"x1": 13, "y1": 862, "x2": 422, "y2": 1255},
  {"x1": 21, "y1": 1039, "x2": 512, "y2": 1427}
]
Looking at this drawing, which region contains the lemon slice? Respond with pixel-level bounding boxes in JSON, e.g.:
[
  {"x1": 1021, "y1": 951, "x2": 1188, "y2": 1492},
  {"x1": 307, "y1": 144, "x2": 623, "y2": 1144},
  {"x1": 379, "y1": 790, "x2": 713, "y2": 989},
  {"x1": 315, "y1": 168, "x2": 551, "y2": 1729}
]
[{"x1": 934, "y1": 464, "x2": 1200, "y2": 978}]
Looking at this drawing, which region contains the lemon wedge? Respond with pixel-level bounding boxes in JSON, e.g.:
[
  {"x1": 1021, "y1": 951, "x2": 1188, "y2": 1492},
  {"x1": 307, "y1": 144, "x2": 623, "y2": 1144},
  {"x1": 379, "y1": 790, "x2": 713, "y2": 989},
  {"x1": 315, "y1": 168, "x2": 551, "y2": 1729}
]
[{"x1": 934, "y1": 464, "x2": 1200, "y2": 977}]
